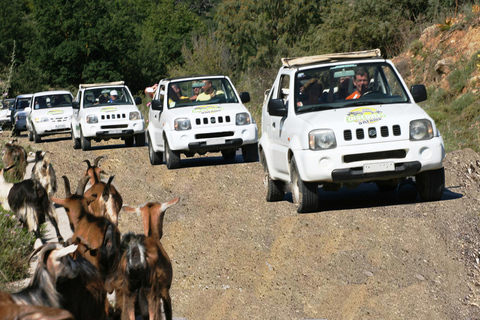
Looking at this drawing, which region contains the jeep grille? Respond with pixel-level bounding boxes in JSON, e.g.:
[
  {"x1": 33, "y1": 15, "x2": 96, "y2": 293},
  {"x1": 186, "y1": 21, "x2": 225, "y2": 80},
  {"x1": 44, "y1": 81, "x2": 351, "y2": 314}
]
[
  {"x1": 344, "y1": 125, "x2": 401, "y2": 141},
  {"x1": 50, "y1": 117, "x2": 69, "y2": 122},
  {"x1": 101, "y1": 113, "x2": 126, "y2": 120},
  {"x1": 195, "y1": 116, "x2": 231, "y2": 125}
]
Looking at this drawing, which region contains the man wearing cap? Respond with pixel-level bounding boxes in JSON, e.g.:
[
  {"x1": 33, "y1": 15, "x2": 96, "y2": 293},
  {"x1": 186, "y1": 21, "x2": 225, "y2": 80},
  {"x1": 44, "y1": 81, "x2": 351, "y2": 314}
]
[
  {"x1": 190, "y1": 82, "x2": 203, "y2": 101},
  {"x1": 196, "y1": 80, "x2": 224, "y2": 102},
  {"x1": 109, "y1": 90, "x2": 119, "y2": 103}
]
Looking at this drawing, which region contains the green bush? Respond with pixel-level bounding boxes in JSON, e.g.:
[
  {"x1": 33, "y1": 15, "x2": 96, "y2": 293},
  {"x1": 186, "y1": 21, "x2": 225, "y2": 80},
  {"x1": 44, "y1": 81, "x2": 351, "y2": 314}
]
[{"x1": 0, "y1": 208, "x2": 35, "y2": 288}]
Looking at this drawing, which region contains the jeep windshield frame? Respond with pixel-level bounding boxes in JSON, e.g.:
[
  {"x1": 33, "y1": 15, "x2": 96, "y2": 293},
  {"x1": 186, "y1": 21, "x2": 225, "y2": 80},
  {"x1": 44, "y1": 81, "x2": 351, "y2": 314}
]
[
  {"x1": 294, "y1": 62, "x2": 410, "y2": 115},
  {"x1": 165, "y1": 78, "x2": 239, "y2": 109},
  {"x1": 33, "y1": 93, "x2": 73, "y2": 110},
  {"x1": 83, "y1": 86, "x2": 134, "y2": 108}
]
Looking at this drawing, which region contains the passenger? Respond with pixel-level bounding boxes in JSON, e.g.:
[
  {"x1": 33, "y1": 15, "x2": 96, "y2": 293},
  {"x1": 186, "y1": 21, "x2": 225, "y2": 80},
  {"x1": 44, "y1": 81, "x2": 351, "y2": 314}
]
[
  {"x1": 335, "y1": 76, "x2": 351, "y2": 100},
  {"x1": 190, "y1": 82, "x2": 203, "y2": 101},
  {"x1": 145, "y1": 84, "x2": 158, "y2": 99},
  {"x1": 109, "y1": 90, "x2": 119, "y2": 103},
  {"x1": 196, "y1": 80, "x2": 224, "y2": 101},
  {"x1": 34, "y1": 97, "x2": 47, "y2": 109},
  {"x1": 168, "y1": 84, "x2": 188, "y2": 106},
  {"x1": 346, "y1": 67, "x2": 370, "y2": 100},
  {"x1": 297, "y1": 78, "x2": 323, "y2": 107},
  {"x1": 95, "y1": 94, "x2": 107, "y2": 105}
]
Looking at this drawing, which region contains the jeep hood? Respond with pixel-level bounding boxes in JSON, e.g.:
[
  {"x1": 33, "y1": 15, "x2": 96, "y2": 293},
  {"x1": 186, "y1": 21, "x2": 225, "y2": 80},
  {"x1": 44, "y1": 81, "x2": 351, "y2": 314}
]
[
  {"x1": 170, "y1": 103, "x2": 249, "y2": 116},
  {"x1": 297, "y1": 104, "x2": 432, "y2": 129}
]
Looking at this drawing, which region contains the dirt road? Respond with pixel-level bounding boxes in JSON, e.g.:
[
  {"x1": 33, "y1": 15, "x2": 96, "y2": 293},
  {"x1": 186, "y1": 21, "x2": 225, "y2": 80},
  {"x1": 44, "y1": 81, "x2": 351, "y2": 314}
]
[{"x1": 4, "y1": 131, "x2": 480, "y2": 320}]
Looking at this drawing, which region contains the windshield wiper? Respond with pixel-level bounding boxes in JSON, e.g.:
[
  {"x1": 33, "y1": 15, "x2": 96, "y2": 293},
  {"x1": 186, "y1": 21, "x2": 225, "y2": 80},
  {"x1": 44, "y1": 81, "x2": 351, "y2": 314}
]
[{"x1": 342, "y1": 100, "x2": 377, "y2": 108}]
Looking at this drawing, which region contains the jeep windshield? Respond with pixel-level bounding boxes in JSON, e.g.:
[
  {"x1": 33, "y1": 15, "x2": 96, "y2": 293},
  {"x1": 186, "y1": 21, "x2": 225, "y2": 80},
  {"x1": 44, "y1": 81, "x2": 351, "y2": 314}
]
[
  {"x1": 295, "y1": 62, "x2": 409, "y2": 114},
  {"x1": 166, "y1": 78, "x2": 239, "y2": 109},
  {"x1": 83, "y1": 87, "x2": 133, "y2": 108},
  {"x1": 33, "y1": 94, "x2": 72, "y2": 109}
]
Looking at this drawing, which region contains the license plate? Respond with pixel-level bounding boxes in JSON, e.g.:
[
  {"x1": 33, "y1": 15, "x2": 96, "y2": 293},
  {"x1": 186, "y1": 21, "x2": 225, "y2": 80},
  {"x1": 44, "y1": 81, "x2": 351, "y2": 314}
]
[
  {"x1": 363, "y1": 162, "x2": 395, "y2": 173},
  {"x1": 55, "y1": 124, "x2": 66, "y2": 129},
  {"x1": 110, "y1": 129, "x2": 122, "y2": 134},
  {"x1": 206, "y1": 138, "x2": 226, "y2": 146}
]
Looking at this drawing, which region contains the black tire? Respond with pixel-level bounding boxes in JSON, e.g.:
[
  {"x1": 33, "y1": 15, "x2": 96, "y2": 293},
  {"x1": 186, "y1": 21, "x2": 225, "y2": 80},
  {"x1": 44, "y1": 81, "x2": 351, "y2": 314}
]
[
  {"x1": 72, "y1": 130, "x2": 81, "y2": 150},
  {"x1": 125, "y1": 136, "x2": 134, "y2": 147},
  {"x1": 376, "y1": 179, "x2": 399, "y2": 191},
  {"x1": 80, "y1": 130, "x2": 91, "y2": 151},
  {"x1": 165, "y1": 139, "x2": 180, "y2": 169},
  {"x1": 262, "y1": 152, "x2": 285, "y2": 202},
  {"x1": 12, "y1": 128, "x2": 19, "y2": 136},
  {"x1": 290, "y1": 157, "x2": 318, "y2": 213},
  {"x1": 148, "y1": 135, "x2": 163, "y2": 165},
  {"x1": 33, "y1": 127, "x2": 41, "y2": 143},
  {"x1": 135, "y1": 132, "x2": 146, "y2": 147},
  {"x1": 222, "y1": 148, "x2": 236, "y2": 160},
  {"x1": 242, "y1": 143, "x2": 259, "y2": 162},
  {"x1": 416, "y1": 167, "x2": 445, "y2": 201},
  {"x1": 28, "y1": 130, "x2": 33, "y2": 142}
]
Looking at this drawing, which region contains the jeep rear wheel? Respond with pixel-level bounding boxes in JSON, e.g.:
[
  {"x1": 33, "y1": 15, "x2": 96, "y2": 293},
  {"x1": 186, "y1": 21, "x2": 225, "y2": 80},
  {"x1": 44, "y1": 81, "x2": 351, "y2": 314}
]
[
  {"x1": 416, "y1": 167, "x2": 445, "y2": 201},
  {"x1": 80, "y1": 130, "x2": 91, "y2": 151},
  {"x1": 165, "y1": 139, "x2": 180, "y2": 169},
  {"x1": 290, "y1": 157, "x2": 318, "y2": 213},
  {"x1": 148, "y1": 134, "x2": 163, "y2": 165},
  {"x1": 222, "y1": 148, "x2": 236, "y2": 160},
  {"x1": 262, "y1": 152, "x2": 285, "y2": 202}
]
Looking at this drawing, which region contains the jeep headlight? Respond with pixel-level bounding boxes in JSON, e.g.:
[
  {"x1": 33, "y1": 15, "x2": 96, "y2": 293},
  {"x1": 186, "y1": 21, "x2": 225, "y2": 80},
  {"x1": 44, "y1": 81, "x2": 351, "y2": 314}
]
[
  {"x1": 35, "y1": 117, "x2": 49, "y2": 123},
  {"x1": 410, "y1": 119, "x2": 433, "y2": 140},
  {"x1": 309, "y1": 129, "x2": 336, "y2": 150},
  {"x1": 174, "y1": 118, "x2": 191, "y2": 131},
  {"x1": 236, "y1": 112, "x2": 251, "y2": 125},
  {"x1": 129, "y1": 111, "x2": 141, "y2": 121},
  {"x1": 86, "y1": 115, "x2": 98, "y2": 124}
]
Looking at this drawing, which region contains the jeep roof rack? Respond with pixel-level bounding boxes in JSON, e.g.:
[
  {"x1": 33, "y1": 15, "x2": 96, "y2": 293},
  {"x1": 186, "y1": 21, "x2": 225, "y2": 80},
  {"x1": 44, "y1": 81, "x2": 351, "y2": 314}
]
[
  {"x1": 79, "y1": 81, "x2": 125, "y2": 89},
  {"x1": 281, "y1": 49, "x2": 381, "y2": 68}
]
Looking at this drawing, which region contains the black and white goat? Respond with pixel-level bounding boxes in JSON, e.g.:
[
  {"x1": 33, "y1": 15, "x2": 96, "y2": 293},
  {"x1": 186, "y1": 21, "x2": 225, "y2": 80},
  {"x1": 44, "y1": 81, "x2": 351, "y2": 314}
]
[
  {"x1": 2, "y1": 139, "x2": 27, "y2": 181},
  {"x1": 31, "y1": 151, "x2": 57, "y2": 197}
]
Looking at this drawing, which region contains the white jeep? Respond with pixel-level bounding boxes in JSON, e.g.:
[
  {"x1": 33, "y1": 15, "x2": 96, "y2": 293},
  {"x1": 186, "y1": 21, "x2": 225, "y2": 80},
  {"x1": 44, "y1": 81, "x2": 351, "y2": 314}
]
[
  {"x1": 26, "y1": 90, "x2": 74, "y2": 143},
  {"x1": 72, "y1": 81, "x2": 146, "y2": 150},
  {"x1": 147, "y1": 75, "x2": 258, "y2": 169},
  {"x1": 259, "y1": 49, "x2": 446, "y2": 213}
]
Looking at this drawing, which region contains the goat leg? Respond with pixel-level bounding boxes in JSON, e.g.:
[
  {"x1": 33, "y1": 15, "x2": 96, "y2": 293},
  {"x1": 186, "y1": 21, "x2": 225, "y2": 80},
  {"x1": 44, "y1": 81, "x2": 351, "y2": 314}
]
[{"x1": 46, "y1": 202, "x2": 63, "y2": 242}]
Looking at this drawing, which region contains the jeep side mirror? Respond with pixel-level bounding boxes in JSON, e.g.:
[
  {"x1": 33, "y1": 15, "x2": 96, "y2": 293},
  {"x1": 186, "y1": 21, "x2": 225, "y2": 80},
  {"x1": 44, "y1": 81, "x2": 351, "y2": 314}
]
[
  {"x1": 240, "y1": 92, "x2": 250, "y2": 104},
  {"x1": 72, "y1": 101, "x2": 79, "y2": 109},
  {"x1": 410, "y1": 84, "x2": 427, "y2": 103},
  {"x1": 151, "y1": 99, "x2": 163, "y2": 111},
  {"x1": 268, "y1": 98, "x2": 287, "y2": 117},
  {"x1": 135, "y1": 97, "x2": 142, "y2": 105},
  {"x1": 24, "y1": 107, "x2": 31, "y2": 113}
]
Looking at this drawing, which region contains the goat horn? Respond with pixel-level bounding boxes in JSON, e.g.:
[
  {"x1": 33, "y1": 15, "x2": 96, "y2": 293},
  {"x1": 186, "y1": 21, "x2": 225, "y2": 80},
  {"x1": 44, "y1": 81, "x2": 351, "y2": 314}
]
[
  {"x1": 3, "y1": 164, "x2": 15, "y2": 172},
  {"x1": 83, "y1": 159, "x2": 92, "y2": 168},
  {"x1": 76, "y1": 176, "x2": 91, "y2": 196},
  {"x1": 94, "y1": 156, "x2": 106, "y2": 167},
  {"x1": 62, "y1": 176, "x2": 71, "y2": 198}
]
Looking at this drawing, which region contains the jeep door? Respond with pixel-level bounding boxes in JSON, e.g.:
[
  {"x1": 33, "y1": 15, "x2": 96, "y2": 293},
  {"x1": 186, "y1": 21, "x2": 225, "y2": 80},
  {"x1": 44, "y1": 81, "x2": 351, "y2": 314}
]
[
  {"x1": 149, "y1": 84, "x2": 166, "y2": 150},
  {"x1": 267, "y1": 73, "x2": 291, "y2": 175}
]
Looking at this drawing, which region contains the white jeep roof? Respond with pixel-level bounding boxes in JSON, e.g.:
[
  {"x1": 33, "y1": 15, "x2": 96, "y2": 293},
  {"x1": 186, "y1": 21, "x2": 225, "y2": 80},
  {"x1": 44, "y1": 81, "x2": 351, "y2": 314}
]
[
  {"x1": 79, "y1": 81, "x2": 125, "y2": 89},
  {"x1": 281, "y1": 49, "x2": 382, "y2": 67}
]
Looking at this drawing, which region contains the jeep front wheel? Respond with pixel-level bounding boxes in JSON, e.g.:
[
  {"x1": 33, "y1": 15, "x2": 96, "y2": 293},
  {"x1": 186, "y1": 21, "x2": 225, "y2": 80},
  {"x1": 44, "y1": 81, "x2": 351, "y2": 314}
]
[
  {"x1": 165, "y1": 139, "x2": 180, "y2": 169},
  {"x1": 416, "y1": 167, "x2": 445, "y2": 201},
  {"x1": 33, "y1": 127, "x2": 41, "y2": 143},
  {"x1": 290, "y1": 157, "x2": 318, "y2": 213},
  {"x1": 135, "y1": 132, "x2": 146, "y2": 147},
  {"x1": 28, "y1": 130, "x2": 33, "y2": 142}
]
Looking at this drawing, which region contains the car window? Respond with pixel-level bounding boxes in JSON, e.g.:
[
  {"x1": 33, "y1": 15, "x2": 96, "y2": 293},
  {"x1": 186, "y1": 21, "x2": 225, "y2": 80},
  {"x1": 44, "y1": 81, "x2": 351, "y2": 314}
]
[
  {"x1": 83, "y1": 87, "x2": 133, "y2": 108},
  {"x1": 16, "y1": 98, "x2": 31, "y2": 110},
  {"x1": 295, "y1": 62, "x2": 409, "y2": 114},
  {"x1": 33, "y1": 94, "x2": 72, "y2": 110},
  {"x1": 167, "y1": 78, "x2": 238, "y2": 109}
]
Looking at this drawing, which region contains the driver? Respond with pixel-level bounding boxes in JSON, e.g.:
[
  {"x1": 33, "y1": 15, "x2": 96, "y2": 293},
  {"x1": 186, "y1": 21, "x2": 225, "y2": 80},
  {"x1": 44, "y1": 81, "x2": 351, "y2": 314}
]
[
  {"x1": 346, "y1": 67, "x2": 370, "y2": 100},
  {"x1": 196, "y1": 80, "x2": 224, "y2": 101}
]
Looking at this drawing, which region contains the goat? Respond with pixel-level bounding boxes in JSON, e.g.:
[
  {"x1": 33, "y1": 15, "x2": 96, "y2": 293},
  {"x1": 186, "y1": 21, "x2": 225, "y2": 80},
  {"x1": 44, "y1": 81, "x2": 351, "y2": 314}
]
[
  {"x1": 51, "y1": 175, "x2": 121, "y2": 294},
  {"x1": 2, "y1": 139, "x2": 27, "y2": 181},
  {"x1": 0, "y1": 166, "x2": 14, "y2": 211},
  {"x1": 0, "y1": 296, "x2": 74, "y2": 320},
  {"x1": 8, "y1": 177, "x2": 63, "y2": 246},
  {"x1": 115, "y1": 197, "x2": 179, "y2": 320},
  {"x1": 83, "y1": 156, "x2": 123, "y2": 225},
  {"x1": 31, "y1": 151, "x2": 57, "y2": 197}
]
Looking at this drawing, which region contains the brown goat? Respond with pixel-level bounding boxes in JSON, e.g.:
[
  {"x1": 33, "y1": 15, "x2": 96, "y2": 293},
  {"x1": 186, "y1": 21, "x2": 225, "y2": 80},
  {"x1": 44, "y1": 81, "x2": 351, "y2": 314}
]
[
  {"x1": 115, "y1": 198, "x2": 179, "y2": 320},
  {"x1": 2, "y1": 139, "x2": 27, "y2": 181},
  {"x1": 51, "y1": 175, "x2": 121, "y2": 294},
  {"x1": 83, "y1": 156, "x2": 123, "y2": 224},
  {"x1": 0, "y1": 295, "x2": 74, "y2": 320}
]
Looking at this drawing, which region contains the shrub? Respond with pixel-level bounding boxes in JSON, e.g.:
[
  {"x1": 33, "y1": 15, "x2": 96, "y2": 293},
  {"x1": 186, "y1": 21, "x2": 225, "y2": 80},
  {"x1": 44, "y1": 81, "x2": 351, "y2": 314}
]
[{"x1": 0, "y1": 208, "x2": 36, "y2": 289}]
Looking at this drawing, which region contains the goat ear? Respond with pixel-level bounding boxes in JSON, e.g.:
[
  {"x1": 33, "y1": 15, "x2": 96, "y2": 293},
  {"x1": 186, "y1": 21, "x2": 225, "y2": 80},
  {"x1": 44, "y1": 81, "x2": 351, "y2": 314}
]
[
  {"x1": 51, "y1": 196, "x2": 66, "y2": 207},
  {"x1": 160, "y1": 197, "x2": 180, "y2": 212},
  {"x1": 122, "y1": 206, "x2": 140, "y2": 214}
]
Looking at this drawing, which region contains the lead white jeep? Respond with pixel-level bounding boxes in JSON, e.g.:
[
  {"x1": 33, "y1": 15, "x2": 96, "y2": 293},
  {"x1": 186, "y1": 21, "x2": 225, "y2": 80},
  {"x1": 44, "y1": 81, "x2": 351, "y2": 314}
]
[
  {"x1": 259, "y1": 49, "x2": 446, "y2": 213},
  {"x1": 147, "y1": 75, "x2": 258, "y2": 169},
  {"x1": 72, "y1": 81, "x2": 146, "y2": 150}
]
